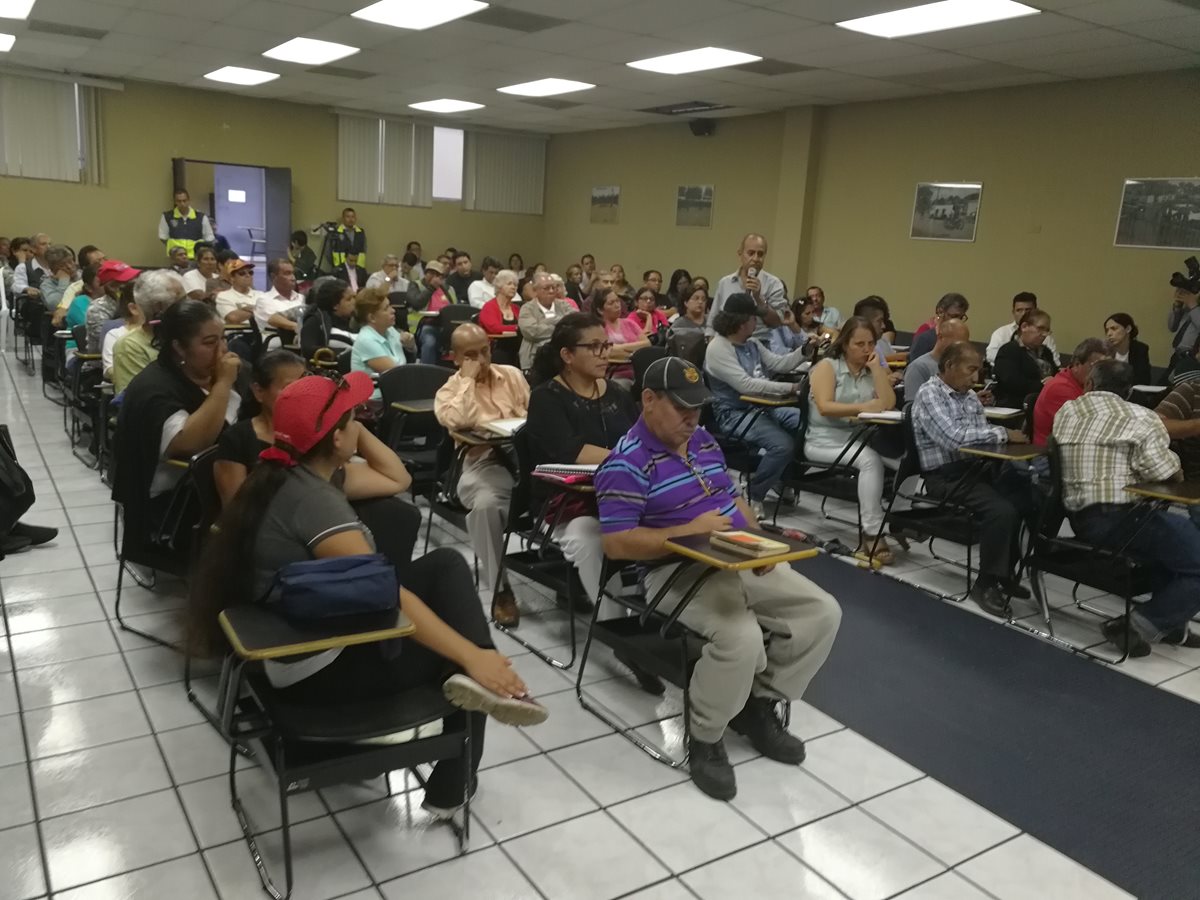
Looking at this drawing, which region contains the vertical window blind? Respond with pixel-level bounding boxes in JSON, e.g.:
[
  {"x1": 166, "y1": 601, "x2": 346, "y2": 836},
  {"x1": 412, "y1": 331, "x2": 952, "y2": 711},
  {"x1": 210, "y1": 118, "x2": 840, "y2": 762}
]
[
  {"x1": 337, "y1": 113, "x2": 433, "y2": 208},
  {"x1": 462, "y1": 131, "x2": 546, "y2": 215},
  {"x1": 0, "y1": 73, "x2": 100, "y2": 183}
]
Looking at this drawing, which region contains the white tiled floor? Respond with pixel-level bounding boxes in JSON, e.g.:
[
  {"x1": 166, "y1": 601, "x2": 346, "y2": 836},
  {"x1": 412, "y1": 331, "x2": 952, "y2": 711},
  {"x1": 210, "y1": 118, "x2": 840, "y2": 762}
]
[{"x1": 0, "y1": 348, "x2": 1151, "y2": 899}]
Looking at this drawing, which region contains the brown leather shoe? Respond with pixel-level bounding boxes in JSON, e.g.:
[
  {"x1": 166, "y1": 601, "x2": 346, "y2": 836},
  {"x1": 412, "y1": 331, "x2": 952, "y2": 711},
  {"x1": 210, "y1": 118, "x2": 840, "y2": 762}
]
[{"x1": 491, "y1": 589, "x2": 520, "y2": 627}]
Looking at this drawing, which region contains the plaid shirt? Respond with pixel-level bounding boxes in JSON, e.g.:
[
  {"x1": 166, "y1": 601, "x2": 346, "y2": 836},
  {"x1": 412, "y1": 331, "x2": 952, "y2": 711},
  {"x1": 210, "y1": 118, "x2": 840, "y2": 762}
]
[
  {"x1": 911, "y1": 377, "x2": 1008, "y2": 472},
  {"x1": 1053, "y1": 391, "x2": 1180, "y2": 512}
]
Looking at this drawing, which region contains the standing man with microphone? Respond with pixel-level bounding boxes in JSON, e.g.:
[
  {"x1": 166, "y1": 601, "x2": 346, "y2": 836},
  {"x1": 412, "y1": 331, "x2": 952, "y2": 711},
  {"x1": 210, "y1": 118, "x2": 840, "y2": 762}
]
[{"x1": 708, "y1": 233, "x2": 788, "y2": 342}]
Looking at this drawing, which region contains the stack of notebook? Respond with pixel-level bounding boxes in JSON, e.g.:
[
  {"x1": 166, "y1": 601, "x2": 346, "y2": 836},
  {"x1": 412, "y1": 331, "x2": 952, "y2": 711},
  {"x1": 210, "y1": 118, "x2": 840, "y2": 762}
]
[
  {"x1": 532, "y1": 463, "x2": 598, "y2": 485},
  {"x1": 709, "y1": 530, "x2": 791, "y2": 559}
]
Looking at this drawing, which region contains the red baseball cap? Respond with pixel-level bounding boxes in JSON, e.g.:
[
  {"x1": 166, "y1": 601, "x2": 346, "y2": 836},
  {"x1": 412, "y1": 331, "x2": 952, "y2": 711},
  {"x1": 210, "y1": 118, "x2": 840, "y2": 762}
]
[
  {"x1": 272, "y1": 372, "x2": 373, "y2": 455},
  {"x1": 97, "y1": 260, "x2": 140, "y2": 285}
]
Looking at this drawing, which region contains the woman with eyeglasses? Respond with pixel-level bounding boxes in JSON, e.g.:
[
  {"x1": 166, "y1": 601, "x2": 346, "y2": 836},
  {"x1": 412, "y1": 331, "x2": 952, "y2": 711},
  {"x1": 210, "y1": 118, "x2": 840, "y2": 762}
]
[
  {"x1": 525, "y1": 314, "x2": 661, "y2": 689},
  {"x1": 1104, "y1": 313, "x2": 1151, "y2": 384},
  {"x1": 595, "y1": 287, "x2": 650, "y2": 388},
  {"x1": 628, "y1": 286, "x2": 671, "y2": 338}
]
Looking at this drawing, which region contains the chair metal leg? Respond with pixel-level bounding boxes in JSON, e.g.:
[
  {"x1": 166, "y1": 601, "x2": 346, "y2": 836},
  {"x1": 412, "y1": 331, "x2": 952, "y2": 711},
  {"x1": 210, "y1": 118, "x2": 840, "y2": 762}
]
[
  {"x1": 114, "y1": 559, "x2": 175, "y2": 650},
  {"x1": 492, "y1": 579, "x2": 579, "y2": 670}
]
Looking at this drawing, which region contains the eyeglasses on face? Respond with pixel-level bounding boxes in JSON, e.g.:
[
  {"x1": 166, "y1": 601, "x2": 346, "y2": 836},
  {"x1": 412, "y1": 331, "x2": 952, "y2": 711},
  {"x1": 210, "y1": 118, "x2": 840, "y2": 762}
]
[{"x1": 572, "y1": 341, "x2": 613, "y2": 356}]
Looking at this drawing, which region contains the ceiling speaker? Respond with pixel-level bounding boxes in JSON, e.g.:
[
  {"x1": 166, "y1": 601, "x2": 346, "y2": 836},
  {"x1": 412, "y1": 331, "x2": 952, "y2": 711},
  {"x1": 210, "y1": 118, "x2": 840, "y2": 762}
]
[{"x1": 688, "y1": 119, "x2": 715, "y2": 137}]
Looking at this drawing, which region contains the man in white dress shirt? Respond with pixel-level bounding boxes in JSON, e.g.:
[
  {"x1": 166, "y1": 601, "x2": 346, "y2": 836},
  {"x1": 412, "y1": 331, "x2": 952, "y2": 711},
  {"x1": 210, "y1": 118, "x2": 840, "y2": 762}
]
[
  {"x1": 255, "y1": 259, "x2": 304, "y2": 334},
  {"x1": 985, "y1": 291, "x2": 1058, "y2": 365},
  {"x1": 468, "y1": 256, "x2": 500, "y2": 309}
]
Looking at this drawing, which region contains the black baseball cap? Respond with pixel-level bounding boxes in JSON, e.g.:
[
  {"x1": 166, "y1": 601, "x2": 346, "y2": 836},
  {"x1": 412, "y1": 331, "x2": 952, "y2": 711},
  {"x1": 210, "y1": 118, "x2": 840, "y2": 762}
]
[
  {"x1": 723, "y1": 292, "x2": 757, "y2": 316},
  {"x1": 643, "y1": 357, "x2": 711, "y2": 408}
]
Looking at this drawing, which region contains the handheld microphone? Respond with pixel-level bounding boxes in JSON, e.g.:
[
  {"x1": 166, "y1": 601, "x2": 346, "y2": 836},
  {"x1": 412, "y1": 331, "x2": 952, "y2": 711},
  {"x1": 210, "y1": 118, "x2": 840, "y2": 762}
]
[{"x1": 747, "y1": 266, "x2": 758, "y2": 281}]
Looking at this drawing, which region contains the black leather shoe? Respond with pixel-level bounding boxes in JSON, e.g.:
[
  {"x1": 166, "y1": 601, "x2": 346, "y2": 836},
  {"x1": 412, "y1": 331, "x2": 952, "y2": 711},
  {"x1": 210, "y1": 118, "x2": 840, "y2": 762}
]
[
  {"x1": 491, "y1": 589, "x2": 520, "y2": 628},
  {"x1": 970, "y1": 582, "x2": 1010, "y2": 618},
  {"x1": 1003, "y1": 579, "x2": 1031, "y2": 601},
  {"x1": 614, "y1": 650, "x2": 665, "y2": 696},
  {"x1": 687, "y1": 737, "x2": 736, "y2": 801},
  {"x1": 729, "y1": 697, "x2": 806, "y2": 765},
  {"x1": 0, "y1": 534, "x2": 33, "y2": 555},
  {"x1": 10, "y1": 521, "x2": 58, "y2": 546},
  {"x1": 1162, "y1": 626, "x2": 1200, "y2": 648},
  {"x1": 1102, "y1": 618, "x2": 1151, "y2": 658}
]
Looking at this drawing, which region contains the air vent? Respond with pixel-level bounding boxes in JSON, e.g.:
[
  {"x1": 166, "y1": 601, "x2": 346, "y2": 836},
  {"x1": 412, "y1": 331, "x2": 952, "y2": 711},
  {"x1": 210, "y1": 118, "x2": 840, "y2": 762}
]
[
  {"x1": 28, "y1": 20, "x2": 107, "y2": 40},
  {"x1": 519, "y1": 97, "x2": 582, "y2": 110},
  {"x1": 467, "y1": 7, "x2": 567, "y2": 32},
  {"x1": 639, "y1": 100, "x2": 731, "y2": 116},
  {"x1": 307, "y1": 66, "x2": 375, "y2": 80},
  {"x1": 734, "y1": 58, "x2": 813, "y2": 76}
]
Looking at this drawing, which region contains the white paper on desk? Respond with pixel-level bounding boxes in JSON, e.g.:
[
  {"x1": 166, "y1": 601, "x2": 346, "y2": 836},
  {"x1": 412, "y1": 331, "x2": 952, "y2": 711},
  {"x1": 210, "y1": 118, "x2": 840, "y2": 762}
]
[
  {"x1": 1131, "y1": 384, "x2": 1167, "y2": 393},
  {"x1": 484, "y1": 417, "x2": 527, "y2": 437},
  {"x1": 984, "y1": 406, "x2": 1022, "y2": 417},
  {"x1": 858, "y1": 410, "x2": 902, "y2": 422}
]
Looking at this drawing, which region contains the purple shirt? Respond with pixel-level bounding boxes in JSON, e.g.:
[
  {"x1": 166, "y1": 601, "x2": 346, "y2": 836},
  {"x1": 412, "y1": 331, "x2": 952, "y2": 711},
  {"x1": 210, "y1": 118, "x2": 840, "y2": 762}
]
[{"x1": 597, "y1": 417, "x2": 746, "y2": 534}]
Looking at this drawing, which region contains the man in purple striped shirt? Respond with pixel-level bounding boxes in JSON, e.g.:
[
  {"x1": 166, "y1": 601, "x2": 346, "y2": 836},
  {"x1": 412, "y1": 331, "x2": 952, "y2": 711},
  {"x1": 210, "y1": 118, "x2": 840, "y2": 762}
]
[{"x1": 596, "y1": 357, "x2": 842, "y2": 802}]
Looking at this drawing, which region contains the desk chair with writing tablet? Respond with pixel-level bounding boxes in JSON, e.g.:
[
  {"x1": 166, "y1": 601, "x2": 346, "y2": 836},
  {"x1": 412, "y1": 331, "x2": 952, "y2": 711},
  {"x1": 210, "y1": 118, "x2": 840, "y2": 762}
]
[
  {"x1": 872, "y1": 405, "x2": 983, "y2": 602},
  {"x1": 1012, "y1": 438, "x2": 1154, "y2": 664},
  {"x1": 488, "y1": 425, "x2": 591, "y2": 669},
  {"x1": 218, "y1": 605, "x2": 470, "y2": 900},
  {"x1": 575, "y1": 533, "x2": 817, "y2": 767},
  {"x1": 378, "y1": 363, "x2": 451, "y2": 499}
]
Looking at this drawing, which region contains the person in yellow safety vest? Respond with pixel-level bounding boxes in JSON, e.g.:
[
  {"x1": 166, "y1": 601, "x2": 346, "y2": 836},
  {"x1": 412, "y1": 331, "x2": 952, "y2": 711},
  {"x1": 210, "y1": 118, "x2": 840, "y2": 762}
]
[
  {"x1": 330, "y1": 206, "x2": 367, "y2": 268},
  {"x1": 159, "y1": 189, "x2": 215, "y2": 259}
]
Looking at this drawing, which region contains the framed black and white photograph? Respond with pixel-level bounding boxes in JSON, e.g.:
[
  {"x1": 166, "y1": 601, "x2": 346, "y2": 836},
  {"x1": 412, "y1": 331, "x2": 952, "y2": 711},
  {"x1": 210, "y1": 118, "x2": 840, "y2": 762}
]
[
  {"x1": 910, "y1": 181, "x2": 982, "y2": 242},
  {"x1": 590, "y1": 185, "x2": 620, "y2": 225},
  {"x1": 676, "y1": 184, "x2": 714, "y2": 228},
  {"x1": 1115, "y1": 177, "x2": 1200, "y2": 251}
]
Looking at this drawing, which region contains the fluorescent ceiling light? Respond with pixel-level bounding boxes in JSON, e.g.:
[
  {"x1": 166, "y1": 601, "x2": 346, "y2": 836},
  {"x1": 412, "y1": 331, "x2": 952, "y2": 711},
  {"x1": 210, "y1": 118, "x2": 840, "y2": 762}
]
[
  {"x1": 409, "y1": 98, "x2": 484, "y2": 113},
  {"x1": 0, "y1": 1, "x2": 34, "y2": 20},
  {"x1": 931, "y1": 182, "x2": 981, "y2": 189},
  {"x1": 353, "y1": 0, "x2": 487, "y2": 31},
  {"x1": 837, "y1": 0, "x2": 1039, "y2": 38},
  {"x1": 263, "y1": 37, "x2": 359, "y2": 66},
  {"x1": 627, "y1": 47, "x2": 761, "y2": 75},
  {"x1": 498, "y1": 77, "x2": 595, "y2": 97},
  {"x1": 204, "y1": 66, "x2": 280, "y2": 86},
  {"x1": 0, "y1": 32, "x2": 13, "y2": 51}
]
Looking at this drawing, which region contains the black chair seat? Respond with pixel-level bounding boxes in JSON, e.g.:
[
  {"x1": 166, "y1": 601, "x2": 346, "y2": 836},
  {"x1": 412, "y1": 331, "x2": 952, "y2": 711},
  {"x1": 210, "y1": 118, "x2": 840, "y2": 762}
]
[
  {"x1": 586, "y1": 615, "x2": 703, "y2": 689},
  {"x1": 793, "y1": 468, "x2": 859, "y2": 503},
  {"x1": 1033, "y1": 539, "x2": 1154, "y2": 597},
  {"x1": 503, "y1": 548, "x2": 579, "y2": 598},
  {"x1": 248, "y1": 675, "x2": 455, "y2": 743},
  {"x1": 888, "y1": 505, "x2": 979, "y2": 545}
]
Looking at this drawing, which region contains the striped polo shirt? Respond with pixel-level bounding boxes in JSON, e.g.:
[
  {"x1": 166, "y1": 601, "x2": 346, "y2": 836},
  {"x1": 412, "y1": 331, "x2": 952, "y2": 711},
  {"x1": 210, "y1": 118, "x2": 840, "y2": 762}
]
[{"x1": 596, "y1": 417, "x2": 747, "y2": 534}]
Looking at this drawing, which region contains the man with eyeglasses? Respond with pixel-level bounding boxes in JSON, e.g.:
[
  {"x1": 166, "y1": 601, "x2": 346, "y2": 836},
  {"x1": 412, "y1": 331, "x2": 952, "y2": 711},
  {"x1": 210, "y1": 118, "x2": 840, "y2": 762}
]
[
  {"x1": 435, "y1": 324, "x2": 530, "y2": 628},
  {"x1": 214, "y1": 259, "x2": 259, "y2": 325},
  {"x1": 908, "y1": 292, "x2": 970, "y2": 362},
  {"x1": 596, "y1": 357, "x2": 841, "y2": 802}
]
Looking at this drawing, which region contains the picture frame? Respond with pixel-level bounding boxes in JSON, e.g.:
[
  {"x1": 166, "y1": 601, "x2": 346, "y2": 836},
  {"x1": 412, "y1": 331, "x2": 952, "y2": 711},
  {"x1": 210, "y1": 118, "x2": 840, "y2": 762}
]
[
  {"x1": 590, "y1": 185, "x2": 620, "y2": 225},
  {"x1": 676, "y1": 184, "x2": 714, "y2": 228},
  {"x1": 1114, "y1": 177, "x2": 1200, "y2": 251},
  {"x1": 910, "y1": 182, "x2": 982, "y2": 242}
]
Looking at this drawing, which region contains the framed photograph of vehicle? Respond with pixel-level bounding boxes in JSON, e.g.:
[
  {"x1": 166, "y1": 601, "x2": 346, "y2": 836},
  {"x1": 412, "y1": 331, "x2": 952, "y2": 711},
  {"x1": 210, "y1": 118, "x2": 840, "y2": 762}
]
[
  {"x1": 1114, "y1": 177, "x2": 1200, "y2": 251},
  {"x1": 910, "y1": 182, "x2": 982, "y2": 242}
]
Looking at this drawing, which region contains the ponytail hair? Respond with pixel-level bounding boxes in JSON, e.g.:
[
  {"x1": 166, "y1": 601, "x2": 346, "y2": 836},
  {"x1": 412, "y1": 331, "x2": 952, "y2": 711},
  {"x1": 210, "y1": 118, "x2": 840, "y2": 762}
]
[
  {"x1": 188, "y1": 409, "x2": 352, "y2": 655},
  {"x1": 528, "y1": 312, "x2": 601, "y2": 387}
]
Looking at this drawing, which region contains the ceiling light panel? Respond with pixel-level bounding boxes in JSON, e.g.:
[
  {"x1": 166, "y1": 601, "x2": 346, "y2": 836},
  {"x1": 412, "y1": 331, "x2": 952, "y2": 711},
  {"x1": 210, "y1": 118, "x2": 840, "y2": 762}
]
[
  {"x1": 837, "y1": 0, "x2": 1039, "y2": 39},
  {"x1": 0, "y1": 0, "x2": 33, "y2": 20},
  {"x1": 204, "y1": 66, "x2": 280, "y2": 86},
  {"x1": 352, "y1": 0, "x2": 487, "y2": 31},
  {"x1": 409, "y1": 98, "x2": 485, "y2": 113},
  {"x1": 627, "y1": 47, "x2": 762, "y2": 75},
  {"x1": 498, "y1": 77, "x2": 594, "y2": 97},
  {"x1": 263, "y1": 37, "x2": 359, "y2": 65},
  {"x1": 0, "y1": 32, "x2": 13, "y2": 51}
]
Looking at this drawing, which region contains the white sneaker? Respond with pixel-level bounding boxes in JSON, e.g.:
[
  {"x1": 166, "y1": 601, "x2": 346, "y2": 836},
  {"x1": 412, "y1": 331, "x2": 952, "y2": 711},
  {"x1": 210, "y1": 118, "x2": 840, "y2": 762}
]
[
  {"x1": 442, "y1": 674, "x2": 549, "y2": 727},
  {"x1": 750, "y1": 500, "x2": 767, "y2": 521}
]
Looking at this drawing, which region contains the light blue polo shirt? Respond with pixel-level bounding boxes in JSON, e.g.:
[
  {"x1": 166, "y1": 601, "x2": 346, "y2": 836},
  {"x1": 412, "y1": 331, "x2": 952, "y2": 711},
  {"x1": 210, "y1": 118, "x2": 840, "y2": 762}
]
[{"x1": 351, "y1": 326, "x2": 406, "y2": 398}]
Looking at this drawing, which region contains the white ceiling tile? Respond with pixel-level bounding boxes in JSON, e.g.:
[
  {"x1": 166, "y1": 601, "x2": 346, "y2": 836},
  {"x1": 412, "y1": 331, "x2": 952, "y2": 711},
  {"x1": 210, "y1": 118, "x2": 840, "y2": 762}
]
[
  {"x1": 961, "y1": 26, "x2": 1144, "y2": 62},
  {"x1": 1035, "y1": 41, "x2": 1198, "y2": 73},
  {"x1": 1118, "y1": 14, "x2": 1200, "y2": 50},
  {"x1": 191, "y1": 23, "x2": 281, "y2": 53},
  {"x1": 806, "y1": 75, "x2": 935, "y2": 100},
  {"x1": 918, "y1": 69, "x2": 1069, "y2": 90},
  {"x1": 901, "y1": 11, "x2": 1093, "y2": 50},
  {"x1": 1048, "y1": 52, "x2": 1200, "y2": 78},
  {"x1": 671, "y1": 8, "x2": 823, "y2": 45},
  {"x1": 133, "y1": 0, "x2": 245, "y2": 15},
  {"x1": 493, "y1": 0, "x2": 631, "y2": 15},
  {"x1": 583, "y1": 0, "x2": 746, "y2": 33},
  {"x1": 747, "y1": 23, "x2": 874, "y2": 60},
  {"x1": 218, "y1": 0, "x2": 340, "y2": 33},
  {"x1": 1054, "y1": 0, "x2": 1195, "y2": 26},
  {"x1": 758, "y1": 0, "x2": 917, "y2": 23},
  {"x1": 3, "y1": 36, "x2": 88, "y2": 58},
  {"x1": 300, "y1": 17, "x2": 414, "y2": 51},
  {"x1": 783, "y1": 36, "x2": 930, "y2": 69},
  {"x1": 835, "y1": 50, "x2": 992, "y2": 79},
  {"x1": 109, "y1": 9, "x2": 198, "y2": 40},
  {"x1": 27, "y1": 0, "x2": 131, "y2": 30}
]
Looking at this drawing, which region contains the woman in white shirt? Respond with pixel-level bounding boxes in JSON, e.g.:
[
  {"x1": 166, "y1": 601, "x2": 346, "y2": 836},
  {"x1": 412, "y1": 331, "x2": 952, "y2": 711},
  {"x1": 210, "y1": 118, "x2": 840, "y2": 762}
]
[{"x1": 182, "y1": 246, "x2": 221, "y2": 301}]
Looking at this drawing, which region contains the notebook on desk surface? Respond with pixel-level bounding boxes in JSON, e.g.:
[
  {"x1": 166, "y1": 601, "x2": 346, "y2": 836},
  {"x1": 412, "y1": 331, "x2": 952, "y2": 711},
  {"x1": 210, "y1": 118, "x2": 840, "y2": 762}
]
[
  {"x1": 483, "y1": 417, "x2": 527, "y2": 437},
  {"x1": 709, "y1": 530, "x2": 791, "y2": 559},
  {"x1": 858, "y1": 410, "x2": 902, "y2": 422},
  {"x1": 985, "y1": 406, "x2": 1022, "y2": 416},
  {"x1": 533, "y1": 463, "x2": 597, "y2": 484}
]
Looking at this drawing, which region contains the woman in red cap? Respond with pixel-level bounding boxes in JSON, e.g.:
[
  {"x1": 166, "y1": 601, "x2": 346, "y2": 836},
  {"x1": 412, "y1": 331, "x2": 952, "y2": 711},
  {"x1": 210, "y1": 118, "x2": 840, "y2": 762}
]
[{"x1": 192, "y1": 370, "x2": 547, "y2": 817}]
